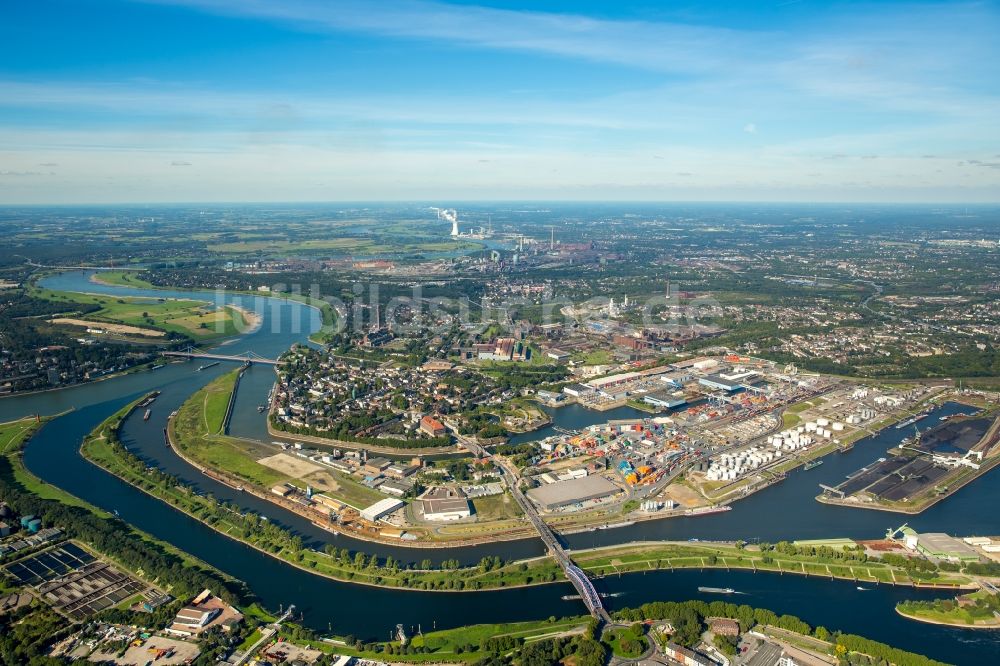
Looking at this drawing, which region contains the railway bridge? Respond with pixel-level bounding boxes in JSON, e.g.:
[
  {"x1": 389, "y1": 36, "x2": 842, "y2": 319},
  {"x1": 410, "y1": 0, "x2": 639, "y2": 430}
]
[{"x1": 462, "y1": 437, "x2": 609, "y2": 622}]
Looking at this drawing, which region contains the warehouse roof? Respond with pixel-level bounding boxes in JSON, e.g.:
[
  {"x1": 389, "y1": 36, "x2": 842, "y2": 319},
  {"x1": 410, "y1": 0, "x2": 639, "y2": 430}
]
[
  {"x1": 420, "y1": 487, "x2": 471, "y2": 516},
  {"x1": 527, "y1": 475, "x2": 619, "y2": 509}
]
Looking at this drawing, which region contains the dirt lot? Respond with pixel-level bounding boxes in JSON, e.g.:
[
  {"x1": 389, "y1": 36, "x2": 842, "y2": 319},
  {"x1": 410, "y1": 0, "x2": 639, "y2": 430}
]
[
  {"x1": 657, "y1": 481, "x2": 704, "y2": 508},
  {"x1": 257, "y1": 452, "x2": 323, "y2": 478},
  {"x1": 50, "y1": 318, "x2": 165, "y2": 337},
  {"x1": 89, "y1": 636, "x2": 200, "y2": 665},
  {"x1": 302, "y1": 470, "x2": 342, "y2": 491},
  {"x1": 263, "y1": 641, "x2": 323, "y2": 664}
]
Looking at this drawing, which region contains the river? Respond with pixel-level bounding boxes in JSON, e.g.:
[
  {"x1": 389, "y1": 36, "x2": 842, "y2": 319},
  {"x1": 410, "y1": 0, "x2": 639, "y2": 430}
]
[{"x1": 2, "y1": 270, "x2": 998, "y2": 662}]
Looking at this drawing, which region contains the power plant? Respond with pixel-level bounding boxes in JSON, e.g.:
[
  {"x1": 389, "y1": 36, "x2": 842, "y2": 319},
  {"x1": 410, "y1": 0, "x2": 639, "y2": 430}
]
[{"x1": 431, "y1": 207, "x2": 460, "y2": 237}]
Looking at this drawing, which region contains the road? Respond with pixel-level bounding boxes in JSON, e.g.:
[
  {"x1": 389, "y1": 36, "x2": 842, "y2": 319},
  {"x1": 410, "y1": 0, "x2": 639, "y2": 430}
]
[{"x1": 229, "y1": 604, "x2": 296, "y2": 665}]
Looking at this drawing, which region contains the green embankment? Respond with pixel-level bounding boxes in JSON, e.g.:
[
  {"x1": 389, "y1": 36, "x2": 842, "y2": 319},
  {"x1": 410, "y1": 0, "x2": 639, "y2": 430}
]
[
  {"x1": 0, "y1": 407, "x2": 243, "y2": 600},
  {"x1": 83, "y1": 383, "x2": 566, "y2": 590},
  {"x1": 0, "y1": 414, "x2": 101, "y2": 512},
  {"x1": 570, "y1": 542, "x2": 971, "y2": 588},
  {"x1": 275, "y1": 598, "x2": 948, "y2": 666},
  {"x1": 169, "y1": 371, "x2": 288, "y2": 488},
  {"x1": 281, "y1": 616, "x2": 589, "y2": 664},
  {"x1": 43, "y1": 268, "x2": 339, "y2": 343}
]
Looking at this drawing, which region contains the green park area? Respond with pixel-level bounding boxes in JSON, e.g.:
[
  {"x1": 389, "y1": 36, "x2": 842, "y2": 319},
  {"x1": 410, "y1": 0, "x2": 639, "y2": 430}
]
[
  {"x1": 602, "y1": 624, "x2": 648, "y2": 658},
  {"x1": 897, "y1": 590, "x2": 1000, "y2": 628},
  {"x1": 570, "y1": 540, "x2": 972, "y2": 588},
  {"x1": 30, "y1": 284, "x2": 248, "y2": 341}
]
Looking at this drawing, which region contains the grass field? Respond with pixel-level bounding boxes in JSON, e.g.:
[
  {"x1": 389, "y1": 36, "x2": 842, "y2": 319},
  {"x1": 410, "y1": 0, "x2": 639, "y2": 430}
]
[
  {"x1": 782, "y1": 412, "x2": 802, "y2": 428},
  {"x1": 411, "y1": 617, "x2": 586, "y2": 654},
  {"x1": 0, "y1": 417, "x2": 41, "y2": 455},
  {"x1": 603, "y1": 626, "x2": 647, "y2": 658},
  {"x1": 171, "y1": 371, "x2": 289, "y2": 488},
  {"x1": 207, "y1": 235, "x2": 484, "y2": 258},
  {"x1": 574, "y1": 349, "x2": 614, "y2": 365},
  {"x1": 471, "y1": 493, "x2": 523, "y2": 521},
  {"x1": 209, "y1": 238, "x2": 377, "y2": 254},
  {"x1": 90, "y1": 271, "x2": 156, "y2": 289},
  {"x1": 32, "y1": 286, "x2": 244, "y2": 340},
  {"x1": 322, "y1": 472, "x2": 385, "y2": 510}
]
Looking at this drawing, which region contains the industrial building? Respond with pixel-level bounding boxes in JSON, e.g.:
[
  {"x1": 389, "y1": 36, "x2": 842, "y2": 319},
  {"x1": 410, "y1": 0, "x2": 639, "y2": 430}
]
[
  {"x1": 419, "y1": 487, "x2": 472, "y2": 521},
  {"x1": 526, "y1": 475, "x2": 620, "y2": 510},
  {"x1": 901, "y1": 528, "x2": 981, "y2": 563},
  {"x1": 562, "y1": 383, "x2": 595, "y2": 398},
  {"x1": 360, "y1": 498, "x2": 405, "y2": 523},
  {"x1": 698, "y1": 373, "x2": 744, "y2": 392},
  {"x1": 167, "y1": 590, "x2": 243, "y2": 637},
  {"x1": 363, "y1": 456, "x2": 392, "y2": 475},
  {"x1": 642, "y1": 390, "x2": 687, "y2": 409}
]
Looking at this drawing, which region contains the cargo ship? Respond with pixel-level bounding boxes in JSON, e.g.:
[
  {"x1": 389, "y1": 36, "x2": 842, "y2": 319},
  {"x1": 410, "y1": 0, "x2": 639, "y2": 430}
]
[
  {"x1": 561, "y1": 592, "x2": 623, "y2": 601},
  {"x1": 143, "y1": 409, "x2": 151, "y2": 421},
  {"x1": 803, "y1": 459, "x2": 824, "y2": 471},
  {"x1": 698, "y1": 587, "x2": 735, "y2": 594},
  {"x1": 895, "y1": 409, "x2": 931, "y2": 429},
  {"x1": 197, "y1": 361, "x2": 220, "y2": 371},
  {"x1": 137, "y1": 392, "x2": 159, "y2": 408},
  {"x1": 598, "y1": 521, "x2": 635, "y2": 530},
  {"x1": 685, "y1": 505, "x2": 732, "y2": 516},
  {"x1": 312, "y1": 522, "x2": 339, "y2": 535}
]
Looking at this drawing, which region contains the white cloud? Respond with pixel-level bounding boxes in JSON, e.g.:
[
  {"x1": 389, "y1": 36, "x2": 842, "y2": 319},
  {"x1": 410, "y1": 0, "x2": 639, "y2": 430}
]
[
  {"x1": 137, "y1": 0, "x2": 764, "y2": 75},
  {"x1": 743, "y1": 123, "x2": 757, "y2": 134}
]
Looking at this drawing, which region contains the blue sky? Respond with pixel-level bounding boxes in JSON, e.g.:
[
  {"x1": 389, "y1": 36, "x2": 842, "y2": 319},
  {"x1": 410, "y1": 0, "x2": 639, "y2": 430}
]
[{"x1": 1, "y1": 0, "x2": 998, "y2": 203}]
